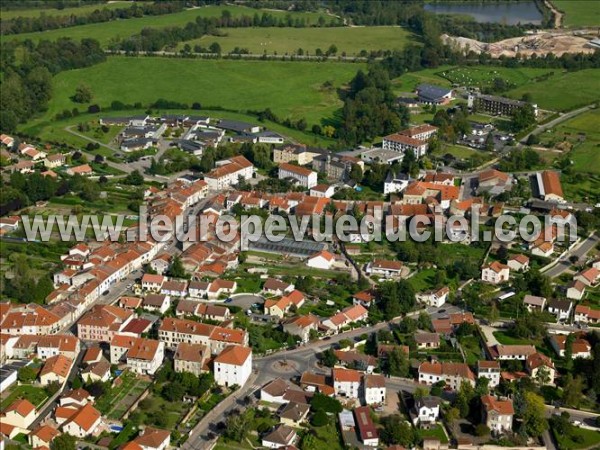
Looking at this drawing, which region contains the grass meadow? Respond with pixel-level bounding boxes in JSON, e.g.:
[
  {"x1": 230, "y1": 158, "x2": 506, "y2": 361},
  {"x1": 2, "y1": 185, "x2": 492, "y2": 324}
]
[
  {"x1": 1, "y1": 5, "x2": 339, "y2": 46},
  {"x1": 179, "y1": 26, "x2": 416, "y2": 55},
  {"x1": 553, "y1": 0, "x2": 600, "y2": 27},
  {"x1": 38, "y1": 56, "x2": 361, "y2": 128}
]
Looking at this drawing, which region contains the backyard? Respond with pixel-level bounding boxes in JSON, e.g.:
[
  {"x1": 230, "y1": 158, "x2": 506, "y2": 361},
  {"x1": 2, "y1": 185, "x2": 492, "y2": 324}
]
[{"x1": 95, "y1": 371, "x2": 151, "y2": 420}]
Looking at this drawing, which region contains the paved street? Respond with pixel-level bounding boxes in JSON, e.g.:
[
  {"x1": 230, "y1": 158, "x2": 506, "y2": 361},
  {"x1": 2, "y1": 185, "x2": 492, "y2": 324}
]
[
  {"x1": 543, "y1": 232, "x2": 598, "y2": 278},
  {"x1": 520, "y1": 104, "x2": 597, "y2": 145}
]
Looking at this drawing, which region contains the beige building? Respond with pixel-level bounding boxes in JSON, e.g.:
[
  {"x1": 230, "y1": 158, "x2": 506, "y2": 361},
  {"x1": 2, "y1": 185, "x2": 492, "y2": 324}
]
[
  {"x1": 481, "y1": 395, "x2": 514, "y2": 433},
  {"x1": 174, "y1": 342, "x2": 209, "y2": 376}
]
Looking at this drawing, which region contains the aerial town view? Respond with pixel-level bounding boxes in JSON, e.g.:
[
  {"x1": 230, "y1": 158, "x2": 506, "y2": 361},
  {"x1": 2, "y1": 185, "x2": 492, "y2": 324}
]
[{"x1": 0, "y1": 0, "x2": 599, "y2": 450}]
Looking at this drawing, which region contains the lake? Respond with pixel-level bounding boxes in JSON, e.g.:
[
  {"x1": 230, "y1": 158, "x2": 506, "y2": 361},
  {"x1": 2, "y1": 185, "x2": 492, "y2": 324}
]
[{"x1": 424, "y1": 1, "x2": 543, "y2": 25}]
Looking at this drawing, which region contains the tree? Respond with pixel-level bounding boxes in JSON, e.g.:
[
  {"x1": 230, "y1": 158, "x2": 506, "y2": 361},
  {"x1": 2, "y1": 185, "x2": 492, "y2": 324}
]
[
  {"x1": 475, "y1": 424, "x2": 490, "y2": 436},
  {"x1": 311, "y1": 393, "x2": 342, "y2": 414},
  {"x1": 124, "y1": 169, "x2": 144, "y2": 185},
  {"x1": 51, "y1": 434, "x2": 76, "y2": 450},
  {"x1": 521, "y1": 392, "x2": 548, "y2": 437},
  {"x1": 167, "y1": 256, "x2": 188, "y2": 279},
  {"x1": 162, "y1": 381, "x2": 185, "y2": 402},
  {"x1": 73, "y1": 83, "x2": 93, "y2": 103},
  {"x1": 223, "y1": 412, "x2": 251, "y2": 442},
  {"x1": 320, "y1": 348, "x2": 338, "y2": 367},
  {"x1": 381, "y1": 415, "x2": 417, "y2": 447},
  {"x1": 562, "y1": 374, "x2": 584, "y2": 408},
  {"x1": 511, "y1": 104, "x2": 536, "y2": 132},
  {"x1": 387, "y1": 347, "x2": 409, "y2": 377},
  {"x1": 475, "y1": 376, "x2": 490, "y2": 397},
  {"x1": 45, "y1": 381, "x2": 61, "y2": 396},
  {"x1": 18, "y1": 366, "x2": 37, "y2": 383},
  {"x1": 311, "y1": 409, "x2": 329, "y2": 427},
  {"x1": 349, "y1": 163, "x2": 363, "y2": 184},
  {"x1": 417, "y1": 312, "x2": 433, "y2": 331},
  {"x1": 445, "y1": 407, "x2": 460, "y2": 433},
  {"x1": 484, "y1": 132, "x2": 495, "y2": 151},
  {"x1": 209, "y1": 42, "x2": 222, "y2": 54}
]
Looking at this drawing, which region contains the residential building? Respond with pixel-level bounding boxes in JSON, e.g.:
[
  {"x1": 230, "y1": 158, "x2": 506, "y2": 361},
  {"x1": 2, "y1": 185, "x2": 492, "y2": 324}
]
[
  {"x1": 362, "y1": 374, "x2": 386, "y2": 406},
  {"x1": 507, "y1": 254, "x2": 530, "y2": 272},
  {"x1": 142, "y1": 294, "x2": 171, "y2": 315},
  {"x1": 412, "y1": 396, "x2": 441, "y2": 427},
  {"x1": 133, "y1": 427, "x2": 171, "y2": 450},
  {"x1": 141, "y1": 274, "x2": 165, "y2": 291},
  {"x1": 567, "y1": 280, "x2": 586, "y2": 300},
  {"x1": 547, "y1": 298, "x2": 573, "y2": 321},
  {"x1": 494, "y1": 345, "x2": 537, "y2": 361},
  {"x1": 66, "y1": 164, "x2": 93, "y2": 176},
  {"x1": 204, "y1": 155, "x2": 254, "y2": 190},
  {"x1": 526, "y1": 352, "x2": 555, "y2": 384},
  {"x1": 40, "y1": 354, "x2": 73, "y2": 386},
  {"x1": 311, "y1": 153, "x2": 362, "y2": 180},
  {"x1": 158, "y1": 317, "x2": 248, "y2": 354},
  {"x1": 365, "y1": 259, "x2": 403, "y2": 278},
  {"x1": 77, "y1": 305, "x2": 133, "y2": 342},
  {"x1": 262, "y1": 278, "x2": 294, "y2": 296},
  {"x1": 477, "y1": 361, "x2": 501, "y2": 388},
  {"x1": 261, "y1": 425, "x2": 297, "y2": 449},
  {"x1": 29, "y1": 424, "x2": 60, "y2": 448},
  {"x1": 481, "y1": 395, "x2": 514, "y2": 433},
  {"x1": 174, "y1": 342, "x2": 209, "y2": 376},
  {"x1": 333, "y1": 368, "x2": 361, "y2": 398},
  {"x1": 574, "y1": 304, "x2": 600, "y2": 324},
  {"x1": 415, "y1": 333, "x2": 440, "y2": 349},
  {"x1": 418, "y1": 361, "x2": 475, "y2": 389},
  {"x1": 481, "y1": 262, "x2": 510, "y2": 284},
  {"x1": 310, "y1": 184, "x2": 335, "y2": 198},
  {"x1": 549, "y1": 334, "x2": 592, "y2": 359},
  {"x1": 264, "y1": 290, "x2": 306, "y2": 318},
  {"x1": 523, "y1": 295, "x2": 546, "y2": 312},
  {"x1": 1, "y1": 399, "x2": 36, "y2": 429},
  {"x1": 574, "y1": 267, "x2": 600, "y2": 287},
  {"x1": 322, "y1": 304, "x2": 369, "y2": 333},
  {"x1": 416, "y1": 287, "x2": 449, "y2": 308},
  {"x1": 214, "y1": 345, "x2": 252, "y2": 388},
  {"x1": 279, "y1": 401, "x2": 310, "y2": 427},
  {"x1": 282, "y1": 315, "x2": 319, "y2": 343},
  {"x1": 110, "y1": 335, "x2": 165, "y2": 375},
  {"x1": 306, "y1": 250, "x2": 335, "y2": 270},
  {"x1": 61, "y1": 404, "x2": 102, "y2": 438},
  {"x1": 278, "y1": 163, "x2": 318, "y2": 189},
  {"x1": 273, "y1": 144, "x2": 327, "y2": 165}
]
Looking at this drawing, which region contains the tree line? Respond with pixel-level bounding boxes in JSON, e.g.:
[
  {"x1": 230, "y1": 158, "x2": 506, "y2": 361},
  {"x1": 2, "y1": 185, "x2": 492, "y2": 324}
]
[
  {"x1": 0, "y1": 38, "x2": 105, "y2": 132},
  {"x1": 0, "y1": 2, "x2": 183, "y2": 35}
]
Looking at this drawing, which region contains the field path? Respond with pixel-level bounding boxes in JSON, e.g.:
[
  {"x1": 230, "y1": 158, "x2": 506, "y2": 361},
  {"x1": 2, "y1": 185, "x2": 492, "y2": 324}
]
[
  {"x1": 520, "y1": 103, "x2": 597, "y2": 145},
  {"x1": 546, "y1": 0, "x2": 564, "y2": 28}
]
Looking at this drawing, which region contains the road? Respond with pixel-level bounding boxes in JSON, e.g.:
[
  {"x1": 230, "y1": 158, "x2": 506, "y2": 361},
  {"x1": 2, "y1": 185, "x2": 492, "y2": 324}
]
[
  {"x1": 520, "y1": 104, "x2": 597, "y2": 145},
  {"x1": 65, "y1": 126, "x2": 189, "y2": 183},
  {"x1": 542, "y1": 232, "x2": 598, "y2": 278}
]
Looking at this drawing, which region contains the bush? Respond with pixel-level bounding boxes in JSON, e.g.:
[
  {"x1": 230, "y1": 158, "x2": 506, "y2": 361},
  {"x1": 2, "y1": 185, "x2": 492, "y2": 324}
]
[
  {"x1": 88, "y1": 104, "x2": 101, "y2": 113},
  {"x1": 475, "y1": 424, "x2": 490, "y2": 436}
]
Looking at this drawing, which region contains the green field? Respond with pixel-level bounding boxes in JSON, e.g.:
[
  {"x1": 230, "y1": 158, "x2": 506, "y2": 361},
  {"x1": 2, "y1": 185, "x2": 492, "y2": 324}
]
[
  {"x1": 35, "y1": 56, "x2": 360, "y2": 128},
  {"x1": 506, "y1": 69, "x2": 600, "y2": 111},
  {"x1": 556, "y1": 109, "x2": 600, "y2": 174},
  {"x1": 179, "y1": 26, "x2": 415, "y2": 55},
  {"x1": 552, "y1": 425, "x2": 600, "y2": 450},
  {"x1": 1, "y1": 6, "x2": 338, "y2": 46},
  {"x1": 441, "y1": 66, "x2": 557, "y2": 90},
  {"x1": 553, "y1": 0, "x2": 600, "y2": 27},
  {"x1": 0, "y1": 1, "x2": 131, "y2": 20},
  {"x1": 0, "y1": 385, "x2": 48, "y2": 409}
]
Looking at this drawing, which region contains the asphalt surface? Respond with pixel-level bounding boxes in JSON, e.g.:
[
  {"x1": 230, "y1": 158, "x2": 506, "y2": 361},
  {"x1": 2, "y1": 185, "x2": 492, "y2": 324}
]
[{"x1": 543, "y1": 232, "x2": 598, "y2": 278}]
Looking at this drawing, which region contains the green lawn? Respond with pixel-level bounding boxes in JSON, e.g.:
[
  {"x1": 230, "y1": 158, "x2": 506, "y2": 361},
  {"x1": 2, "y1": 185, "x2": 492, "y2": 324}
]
[
  {"x1": 460, "y1": 335, "x2": 484, "y2": 366},
  {"x1": 553, "y1": 0, "x2": 600, "y2": 27},
  {"x1": 554, "y1": 109, "x2": 600, "y2": 174},
  {"x1": 95, "y1": 371, "x2": 150, "y2": 420},
  {"x1": 31, "y1": 56, "x2": 361, "y2": 130},
  {"x1": 506, "y1": 69, "x2": 600, "y2": 111},
  {"x1": 552, "y1": 425, "x2": 600, "y2": 450},
  {"x1": 180, "y1": 26, "x2": 416, "y2": 56},
  {"x1": 1, "y1": 6, "x2": 338, "y2": 46},
  {"x1": 0, "y1": 385, "x2": 48, "y2": 410},
  {"x1": 493, "y1": 331, "x2": 535, "y2": 346},
  {"x1": 421, "y1": 424, "x2": 449, "y2": 444},
  {"x1": 408, "y1": 268, "x2": 437, "y2": 292},
  {"x1": 433, "y1": 143, "x2": 485, "y2": 160}
]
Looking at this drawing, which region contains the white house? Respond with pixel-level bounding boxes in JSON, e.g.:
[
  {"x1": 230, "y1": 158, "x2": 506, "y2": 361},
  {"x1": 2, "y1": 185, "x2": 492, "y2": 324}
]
[
  {"x1": 261, "y1": 425, "x2": 297, "y2": 449},
  {"x1": 61, "y1": 404, "x2": 102, "y2": 438},
  {"x1": 547, "y1": 298, "x2": 573, "y2": 321},
  {"x1": 416, "y1": 286, "x2": 449, "y2": 308},
  {"x1": 477, "y1": 361, "x2": 501, "y2": 388},
  {"x1": 365, "y1": 259, "x2": 403, "y2": 278},
  {"x1": 523, "y1": 295, "x2": 546, "y2": 313},
  {"x1": 213, "y1": 345, "x2": 252, "y2": 388},
  {"x1": 310, "y1": 184, "x2": 335, "y2": 198},
  {"x1": 481, "y1": 262, "x2": 510, "y2": 284},
  {"x1": 412, "y1": 397, "x2": 440, "y2": 427},
  {"x1": 567, "y1": 281, "x2": 586, "y2": 300},
  {"x1": 382, "y1": 133, "x2": 428, "y2": 158},
  {"x1": 481, "y1": 395, "x2": 513, "y2": 434},
  {"x1": 40, "y1": 354, "x2": 73, "y2": 386},
  {"x1": 142, "y1": 294, "x2": 171, "y2": 315},
  {"x1": 507, "y1": 254, "x2": 530, "y2": 272},
  {"x1": 1, "y1": 399, "x2": 36, "y2": 429},
  {"x1": 333, "y1": 368, "x2": 361, "y2": 399},
  {"x1": 278, "y1": 163, "x2": 318, "y2": 189},
  {"x1": 306, "y1": 250, "x2": 335, "y2": 270},
  {"x1": 204, "y1": 155, "x2": 254, "y2": 190},
  {"x1": 362, "y1": 374, "x2": 386, "y2": 406},
  {"x1": 141, "y1": 274, "x2": 165, "y2": 291},
  {"x1": 133, "y1": 427, "x2": 171, "y2": 450},
  {"x1": 110, "y1": 335, "x2": 165, "y2": 376}
]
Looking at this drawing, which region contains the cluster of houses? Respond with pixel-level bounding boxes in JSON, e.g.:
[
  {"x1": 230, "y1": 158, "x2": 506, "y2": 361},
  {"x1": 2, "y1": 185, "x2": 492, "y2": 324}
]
[{"x1": 1, "y1": 135, "x2": 93, "y2": 177}]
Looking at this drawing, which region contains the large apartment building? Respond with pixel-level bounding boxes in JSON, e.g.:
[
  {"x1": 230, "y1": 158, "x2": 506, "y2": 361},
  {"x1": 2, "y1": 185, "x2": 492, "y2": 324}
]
[{"x1": 468, "y1": 93, "x2": 538, "y2": 117}]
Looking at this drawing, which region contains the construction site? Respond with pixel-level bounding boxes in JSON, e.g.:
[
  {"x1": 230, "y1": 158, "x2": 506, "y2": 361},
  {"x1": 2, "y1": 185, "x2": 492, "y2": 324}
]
[{"x1": 442, "y1": 29, "x2": 600, "y2": 58}]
